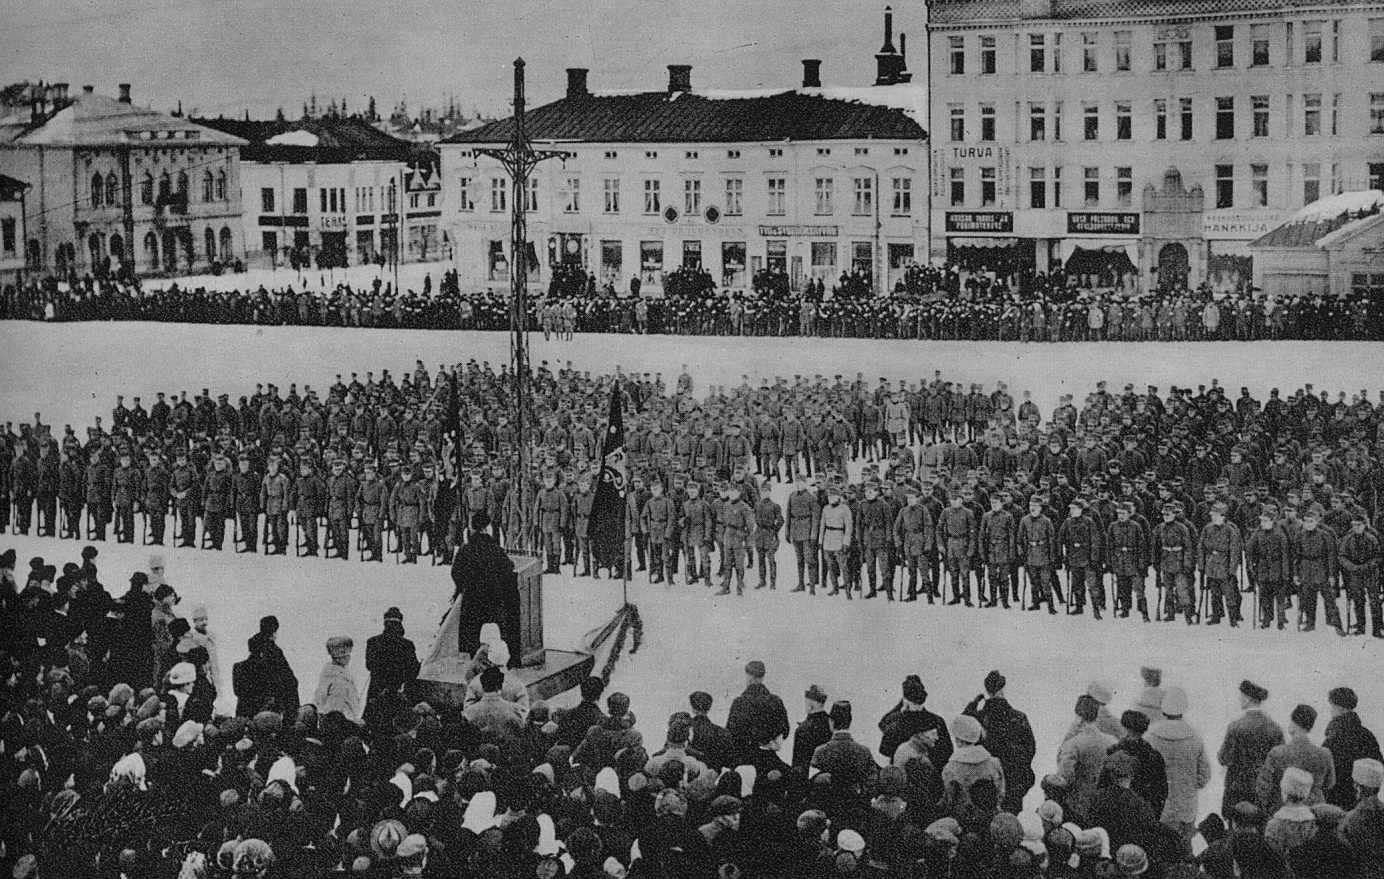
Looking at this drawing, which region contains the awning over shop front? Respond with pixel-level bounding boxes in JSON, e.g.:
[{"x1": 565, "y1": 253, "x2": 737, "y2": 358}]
[
  {"x1": 1057, "y1": 239, "x2": 1138, "y2": 265},
  {"x1": 948, "y1": 236, "x2": 1016, "y2": 248}
]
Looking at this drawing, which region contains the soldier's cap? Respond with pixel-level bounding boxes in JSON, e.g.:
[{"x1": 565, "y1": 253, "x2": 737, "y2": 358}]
[
  {"x1": 1351, "y1": 512, "x2": 1367, "y2": 524},
  {"x1": 1161, "y1": 503, "x2": 1176, "y2": 514}
]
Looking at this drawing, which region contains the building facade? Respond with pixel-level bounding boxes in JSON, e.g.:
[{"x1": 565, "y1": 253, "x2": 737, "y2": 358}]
[
  {"x1": 0, "y1": 84, "x2": 245, "y2": 278},
  {"x1": 196, "y1": 117, "x2": 425, "y2": 269},
  {"x1": 439, "y1": 20, "x2": 928, "y2": 296},
  {"x1": 927, "y1": 0, "x2": 1384, "y2": 291},
  {"x1": 0, "y1": 174, "x2": 29, "y2": 283}
]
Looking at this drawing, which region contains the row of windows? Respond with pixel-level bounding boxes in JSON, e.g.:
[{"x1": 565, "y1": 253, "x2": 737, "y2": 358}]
[
  {"x1": 90, "y1": 170, "x2": 228, "y2": 209},
  {"x1": 947, "y1": 93, "x2": 1384, "y2": 143},
  {"x1": 946, "y1": 19, "x2": 1383, "y2": 76},
  {"x1": 259, "y1": 185, "x2": 408, "y2": 215},
  {"x1": 457, "y1": 175, "x2": 917, "y2": 217},
  {"x1": 581, "y1": 146, "x2": 907, "y2": 161},
  {"x1": 947, "y1": 162, "x2": 1384, "y2": 211}
]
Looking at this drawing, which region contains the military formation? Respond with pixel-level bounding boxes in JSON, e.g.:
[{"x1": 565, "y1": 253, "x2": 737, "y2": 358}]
[{"x1": 2, "y1": 360, "x2": 1381, "y2": 636}]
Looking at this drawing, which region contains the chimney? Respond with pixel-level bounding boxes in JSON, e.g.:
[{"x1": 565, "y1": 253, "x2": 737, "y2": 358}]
[
  {"x1": 667, "y1": 64, "x2": 692, "y2": 94},
  {"x1": 118, "y1": 83, "x2": 131, "y2": 103},
  {"x1": 802, "y1": 59, "x2": 822, "y2": 89},
  {"x1": 82, "y1": 85, "x2": 95, "y2": 94},
  {"x1": 900, "y1": 33, "x2": 906, "y2": 64},
  {"x1": 566, "y1": 68, "x2": 589, "y2": 99},
  {"x1": 880, "y1": 5, "x2": 897, "y2": 54}
]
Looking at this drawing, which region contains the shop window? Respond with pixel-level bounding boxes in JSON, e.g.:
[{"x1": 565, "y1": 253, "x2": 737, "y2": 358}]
[
  {"x1": 722, "y1": 241, "x2": 746, "y2": 288},
  {"x1": 682, "y1": 240, "x2": 701, "y2": 269},
  {"x1": 600, "y1": 239, "x2": 623, "y2": 284},
  {"x1": 810, "y1": 241, "x2": 837, "y2": 279},
  {"x1": 640, "y1": 240, "x2": 664, "y2": 286},
  {"x1": 766, "y1": 240, "x2": 787, "y2": 274},
  {"x1": 851, "y1": 241, "x2": 873, "y2": 275}
]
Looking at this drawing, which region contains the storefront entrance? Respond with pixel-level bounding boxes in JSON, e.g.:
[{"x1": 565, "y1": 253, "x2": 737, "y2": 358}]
[{"x1": 1157, "y1": 243, "x2": 1189, "y2": 292}]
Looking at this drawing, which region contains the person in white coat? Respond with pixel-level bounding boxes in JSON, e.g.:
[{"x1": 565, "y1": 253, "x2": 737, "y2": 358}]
[
  {"x1": 1146, "y1": 685, "x2": 1212, "y2": 843},
  {"x1": 313, "y1": 635, "x2": 361, "y2": 723}
]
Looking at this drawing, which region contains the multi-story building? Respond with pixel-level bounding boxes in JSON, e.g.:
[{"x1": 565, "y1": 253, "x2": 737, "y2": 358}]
[
  {"x1": 438, "y1": 12, "x2": 928, "y2": 295},
  {"x1": 927, "y1": 0, "x2": 1384, "y2": 291},
  {"x1": 0, "y1": 84, "x2": 245, "y2": 277},
  {"x1": 196, "y1": 116, "x2": 423, "y2": 268}
]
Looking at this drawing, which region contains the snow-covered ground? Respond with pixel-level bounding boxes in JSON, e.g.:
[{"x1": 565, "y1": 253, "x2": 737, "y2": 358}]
[{"x1": 2, "y1": 322, "x2": 1382, "y2": 819}]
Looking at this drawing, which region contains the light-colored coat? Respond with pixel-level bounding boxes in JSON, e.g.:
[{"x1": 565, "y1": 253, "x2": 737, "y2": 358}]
[
  {"x1": 1147, "y1": 718, "x2": 1213, "y2": 825},
  {"x1": 942, "y1": 744, "x2": 1006, "y2": 810},
  {"x1": 313, "y1": 661, "x2": 361, "y2": 723},
  {"x1": 1057, "y1": 722, "x2": 1117, "y2": 820}
]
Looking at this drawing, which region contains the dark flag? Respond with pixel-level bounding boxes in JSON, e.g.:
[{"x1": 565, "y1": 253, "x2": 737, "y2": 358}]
[{"x1": 588, "y1": 380, "x2": 627, "y2": 568}]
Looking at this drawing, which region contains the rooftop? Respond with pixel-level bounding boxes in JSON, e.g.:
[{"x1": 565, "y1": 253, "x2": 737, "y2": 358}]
[
  {"x1": 1250, "y1": 191, "x2": 1384, "y2": 249},
  {"x1": 0, "y1": 173, "x2": 29, "y2": 200},
  {"x1": 10, "y1": 90, "x2": 244, "y2": 148},
  {"x1": 444, "y1": 88, "x2": 927, "y2": 146},
  {"x1": 194, "y1": 116, "x2": 415, "y2": 164},
  {"x1": 928, "y1": 0, "x2": 1374, "y2": 25}
]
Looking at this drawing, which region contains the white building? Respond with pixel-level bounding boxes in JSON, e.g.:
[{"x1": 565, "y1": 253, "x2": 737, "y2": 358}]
[
  {"x1": 438, "y1": 13, "x2": 929, "y2": 295},
  {"x1": 927, "y1": 0, "x2": 1384, "y2": 291},
  {"x1": 197, "y1": 117, "x2": 431, "y2": 269},
  {"x1": 0, "y1": 174, "x2": 29, "y2": 283}
]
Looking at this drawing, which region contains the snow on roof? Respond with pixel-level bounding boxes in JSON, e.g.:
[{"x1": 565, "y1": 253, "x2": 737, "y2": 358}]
[
  {"x1": 265, "y1": 129, "x2": 320, "y2": 148},
  {"x1": 1283, "y1": 190, "x2": 1384, "y2": 225}
]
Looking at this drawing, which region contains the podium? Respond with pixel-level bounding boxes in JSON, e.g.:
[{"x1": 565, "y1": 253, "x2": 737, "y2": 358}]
[{"x1": 416, "y1": 552, "x2": 594, "y2": 708}]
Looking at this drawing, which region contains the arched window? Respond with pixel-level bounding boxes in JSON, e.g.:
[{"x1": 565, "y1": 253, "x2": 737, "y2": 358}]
[
  {"x1": 158, "y1": 171, "x2": 171, "y2": 202},
  {"x1": 219, "y1": 225, "x2": 233, "y2": 260},
  {"x1": 88, "y1": 233, "x2": 103, "y2": 265},
  {"x1": 106, "y1": 172, "x2": 119, "y2": 205},
  {"x1": 202, "y1": 171, "x2": 214, "y2": 202},
  {"x1": 109, "y1": 233, "x2": 124, "y2": 262},
  {"x1": 143, "y1": 230, "x2": 159, "y2": 268},
  {"x1": 91, "y1": 173, "x2": 104, "y2": 208},
  {"x1": 140, "y1": 173, "x2": 154, "y2": 205},
  {"x1": 215, "y1": 170, "x2": 227, "y2": 202},
  {"x1": 205, "y1": 227, "x2": 216, "y2": 261},
  {"x1": 176, "y1": 171, "x2": 189, "y2": 200}
]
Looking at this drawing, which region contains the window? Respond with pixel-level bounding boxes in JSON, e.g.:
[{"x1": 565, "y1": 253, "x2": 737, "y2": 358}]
[
  {"x1": 1029, "y1": 34, "x2": 1046, "y2": 72},
  {"x1": 894, "y1": 148, "x2": 909, "y2": 155},
  {"x1": 727, "y1": 149, "x2": 740, "y2": 159},
  {"x1": 1116, "y1": 167, "x2": 1132, "y2": 206},
  {"x1": 685, "y1": 151, "x2": 698, "y2": 159},
  {"x1": 1215, "y1": 164, "x2": 1234, "y2": 208},
  {"x1": 1114, "y1": 31, "x2": 1131, "y2": 71},
  {"x1": 1252, "y1": 24, "x2": 1270, "y2": 66},
  {"x1": 817, "y1": 148, "x2": 831, "y2": 156},
  {"x1": 980, "y1": 36, "x2": 996, "y2": 74},
  {"x1": 1116, "y1": 102, "x2": 1132, "y2": 139},
  {"x1": 1372, "y1": 19, "x2": 1384, "y2": 62},
  {"x1": 1304, "y1": 93, "x2": 1322, "y2": 135},
  {"x1": 1155, "y1": 41, "x2": 1168, "y2": 71},
  {"x1": 1029, "y1": 167, "x2": 1046, "y2": 209},
  {"x1": 457, "y1": 178, "x2": 473, "y2": 211},
  {"x1": 891, "y1": 177, "x2": 912, "y2": 215},
  {"x1": 1287, "y1": 22, "x2": 1294, "y2": 64},
  {"x1": 767, "y1": 178, "x2": 786, "y2": 215},
  {"x1": 1331, "y1": 20, "x2": 1341, "y2": 62},
  {"x1": 1053, "y1": 166, "x2": 1063, "y2": 207},
  {"x1": 950, "y1": 168, "x2": 965, "y2": 206},
  {"x1": 643, "y1": 179, "x2": 661, "y2": 214},
  {"x1": 1252, "y1": 96, "x2": 1270, "y2": 137},
  {"x1": 1084, "y1": 103, "x2": 1099, "y2": 141},
  {"x1": 202, "y1": 171, "x2": 214, "y2": 203},
  {"x1": 980, "y1": 167, "x2": 996, "y2": 206},
  {"x1": 1332, "y1": 93, "x2": 1342, "y2": 136},
  {"x1": 106, "y1": 173, "x2": 118, "y2": 205},
  {"x1": 1054, "y1": 33, "x2": 1062, "y2": 71},
  {"x1": 1216, "y1": 97, "x2": 1235, "y2": 139},
  {"x1": 1179, "y1": 39, "x2": 1193, "y2": 70},
  {"x1": 855, "y1": 147, "x2": 869, "y2": 156},
  {"x1": 980, "y1": 105, "x2": 996, "y2": 141},
  {"x1": 1370, "y1": 93, "x2": 1384, "y2": 134},
  {"x1": 810, "y1": 242, "x2": 837, "y2": 279},
  {"x1": 1216, "y1": 25, "x2": 1234, "y2": 67},
  {"x1": 292, "y1": 188, "x2": 308, "y2": 214},
  {"x1": 722, "y1": 241, "x2": 745, "y2": 287},
  {"x1": 644, "y1": 150, "x2": 658, "y2": 159},
  {"x1": 157, "y1": 172, "x2": 171, "y2": 202},
  {"x1": 1030, "y1": 103, "x2": 1046, "y2": 141},
  {"x1": 1155, "y1": 99, "x2": 1168, "y2": 139},
  {"x1": 852, "y1": 177, "x2": 872, "y2": 215},
  {"x1": 1353, "y1": 273, "x2": 1384, "y2": 299},
  {"x1": 91, "y1": 172, "x2": 103, "y2": 208},
  {"x1": 851, "y1": 241, "x2": 872, "y2": 275},
  {"x1": 766, "y1": 240, "x2": 787, "y2": 275},
  {"x1": 950, "y1": 105, "x2": 965, "y2": 142},
  {"x1": 682, "y1": 240, "x2": 701, "y2": 269},
  {"x1": 724, "y1": 178, "x2": 742, "y2": 215},
  {"x1": 950, "y1": 36, "x2": 965, "y2": 74},
  {"x1": 1084, "y1": 167, "x2": 1100, "y2": 206},
  {"x1": 683, "y1": 178, "x2": 701, "y2": 215},
  {"x1": 604, "y1": 151, "x2": 617, "y2": 159},
  {"x1": 814, "y1": 178, "x2": 834, "y2": 215},
  {"x1": 1305, "y1": 21, "x2": 1322, "y2": 63},
  {"x1": 600, "y1": 240, "x2": 621, "y2": 283},
  {"x1": 768, "y1": 148, "x2": 783, "y2": 158},
  {"x1": 1303, "y1": 163, "x2": 1321, "y2": 204},
  {"x1": 215, "y1": 171, "x2": 226, "y2": 202},
  {"x1": 1053, "y1": 101, "x2": 1063, "y2": 140},
  {"x1": 490, "y1": 178, "x2": 506, "y2": 212},
  {"x1": 600, "y1": 178, "x2": 618, "y2": 214},
  {"x1": 1, "y1": 218, "x2": 13, "y2": 256},
  {"x1": 1372, "y1": 163, "x2": 1384, "y2": 190},
  {"x1": 426, "y1": 192, "x2": 436, "y2": 208},
  {"x1": 524, "y1": 178, "x2": 538, "y2": 212},
  {"x1": 1083, "y1": 33, "x2": 1098, "y2": 72},
  {"x1": 320, "y1": 188, "x2": 328, "y2": 213},
  {"x1": 1180, "y1": 98, "x2": 1194, "y2": 140},
  {"x1": 1251, "y1": 164, "x2": 1269, "y2": 206}
]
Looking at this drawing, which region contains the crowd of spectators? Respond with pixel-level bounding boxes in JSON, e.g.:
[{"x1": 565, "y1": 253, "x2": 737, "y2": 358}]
[
  {"x1": 2, "y1": 537, "x2": 1382, "y2": 878},
  {"x1": 1, "y1": 262, "x2": 1376, "y2": 340}
]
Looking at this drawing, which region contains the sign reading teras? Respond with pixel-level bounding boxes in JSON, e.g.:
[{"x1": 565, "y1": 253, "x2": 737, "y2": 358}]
[{"x1": 1067, "y1": 212, "x2": 1140, "y2": 235}]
